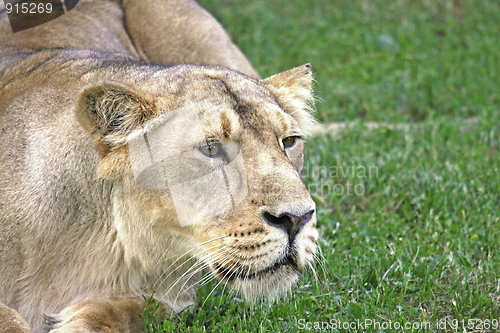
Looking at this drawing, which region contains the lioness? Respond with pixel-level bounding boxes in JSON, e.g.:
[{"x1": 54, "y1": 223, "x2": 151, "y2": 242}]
[{"x1": 0, "y1": 0, "x2": 318, "y2": 332}]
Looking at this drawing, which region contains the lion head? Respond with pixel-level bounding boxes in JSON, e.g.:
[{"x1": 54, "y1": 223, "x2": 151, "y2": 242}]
[{"x1": 75, "y1": 63, "x2": 318, "y2": 306}]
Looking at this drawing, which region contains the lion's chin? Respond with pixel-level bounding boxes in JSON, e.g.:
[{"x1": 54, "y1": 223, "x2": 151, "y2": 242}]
[{"x1": 213, "y1": 260, "x2": 300, "y2": 303}]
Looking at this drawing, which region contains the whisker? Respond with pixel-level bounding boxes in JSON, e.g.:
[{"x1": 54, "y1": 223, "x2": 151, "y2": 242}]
[
  {"x1": 312, "y1": 246, "x2": 328, "y2": 277},
  {"x1": 160, "y1": 244, "x2": 240, "y2": 303},
  {"x1": 200, "y1": 252, "x2": 242, "y2": 308},
  {"x1": 217, "y1": 254, "x2": 251, "y2": 308},
  {"x1": 153, "y1": 240, "x2": 228, "y2": 290},
  {"x1": 168, "y1": 246, "x2": 235, "y2": 305},
  {"x1": 169, "y1": 248, "x2": 241, "y2": 308},
  {"x1": 152, "y1": 235, "x2": 228, "y2": 289},
  {"x1": 158, "y1": 245, "x2": 230, "y2": 301}
]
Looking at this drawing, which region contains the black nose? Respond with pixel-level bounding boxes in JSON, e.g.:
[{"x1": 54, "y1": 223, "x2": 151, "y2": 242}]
[{"x1": 262, "y1": 210, "x2": 314, "y2": 245}]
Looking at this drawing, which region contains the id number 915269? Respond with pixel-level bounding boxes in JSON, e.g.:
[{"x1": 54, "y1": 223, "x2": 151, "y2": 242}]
[{"x1": 6, "y1": 2, "x2": 53, "y2": 14}]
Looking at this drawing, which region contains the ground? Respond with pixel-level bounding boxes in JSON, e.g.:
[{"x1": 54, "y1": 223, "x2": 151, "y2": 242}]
[{"x1": 143, "y1": 0, "x2": 500, "y2": 331}]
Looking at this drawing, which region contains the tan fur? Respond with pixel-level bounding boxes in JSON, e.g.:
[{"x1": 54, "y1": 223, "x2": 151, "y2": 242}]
[
  {"x1": 121, "y1": 0, "x2": 260, "y2": 79},
  {"x1": 0, "y1": 303, "x2": 31, "y2": 333},
  {"x1": 0, "y1": 1, "x2": 317, "y2": 332}
]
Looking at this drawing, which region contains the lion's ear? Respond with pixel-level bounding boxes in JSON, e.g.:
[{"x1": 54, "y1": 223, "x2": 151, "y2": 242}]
[
  {"x1": 76, "y1": 83, "x2": 157, "y2": 178},
  {"x1": 263, "y1": 64, "x2": 317, "y2": 135},
  {"x1": 76, "y1": 82, "x2": 157, "y2": 155}
]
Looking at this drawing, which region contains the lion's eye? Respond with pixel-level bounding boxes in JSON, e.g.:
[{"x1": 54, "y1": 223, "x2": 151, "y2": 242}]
[
  {"x1": 282, "y1": 136, "x2": 297, "y2": 149},
  {"x1": 199, "y1": 142, "x2": 223, "y2": 158}
]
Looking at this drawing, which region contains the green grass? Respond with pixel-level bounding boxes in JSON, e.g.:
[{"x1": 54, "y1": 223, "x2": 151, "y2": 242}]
[
  {"x1": 201, "y1": 0, "x2": 500, "y2": 123},
  {"x1": 143, "y1": 0, "x2": 500, "y2": 331}
]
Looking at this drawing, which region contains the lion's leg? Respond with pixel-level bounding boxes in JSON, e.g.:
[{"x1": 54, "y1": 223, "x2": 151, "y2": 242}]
[
  {"x1": 47, "y1": 298, "x2": 164, "y2": 333},
  {"x1": 0, "y1": 302, "x2": 32, "y2": 333},
  {"x1": 121, "y1": 0, "x2": 260, "y2": 78}
]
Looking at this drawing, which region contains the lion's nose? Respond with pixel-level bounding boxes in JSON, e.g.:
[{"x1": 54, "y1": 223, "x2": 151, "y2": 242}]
[{"x1": 262, "y1": 209, "x2": 315, "y2": 245}]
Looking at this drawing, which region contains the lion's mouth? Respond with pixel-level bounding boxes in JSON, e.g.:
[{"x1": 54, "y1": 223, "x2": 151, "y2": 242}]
[{"x1": 214, "y1": 255, "x2": 299, "y2": 282}]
